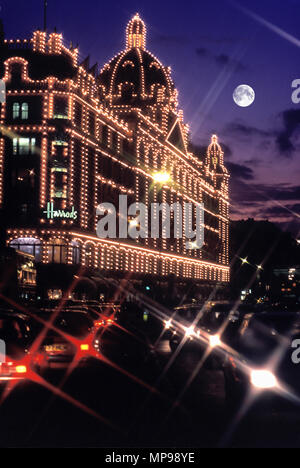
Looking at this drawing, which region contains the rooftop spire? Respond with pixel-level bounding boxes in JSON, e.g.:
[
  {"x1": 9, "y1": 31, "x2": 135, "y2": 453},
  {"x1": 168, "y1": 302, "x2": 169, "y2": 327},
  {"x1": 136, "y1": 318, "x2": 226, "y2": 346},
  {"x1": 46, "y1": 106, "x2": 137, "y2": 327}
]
[
  {"x1": 126, "y1": 13, "x2": 146, "y2": 49},
  {"x1": 43, "y1": 0, "x2": 48, "y2": 31}
]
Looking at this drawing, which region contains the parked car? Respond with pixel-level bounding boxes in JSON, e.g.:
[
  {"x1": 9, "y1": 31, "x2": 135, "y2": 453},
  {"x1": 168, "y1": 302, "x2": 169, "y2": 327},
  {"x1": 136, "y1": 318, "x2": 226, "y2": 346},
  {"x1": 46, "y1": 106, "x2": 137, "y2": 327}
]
[
  {"x1": 31, "y1": 310, "x2": 94, "y2": 369},
  {"x1": 0, "y1": 310, "x2": 33, "y2": 382}
]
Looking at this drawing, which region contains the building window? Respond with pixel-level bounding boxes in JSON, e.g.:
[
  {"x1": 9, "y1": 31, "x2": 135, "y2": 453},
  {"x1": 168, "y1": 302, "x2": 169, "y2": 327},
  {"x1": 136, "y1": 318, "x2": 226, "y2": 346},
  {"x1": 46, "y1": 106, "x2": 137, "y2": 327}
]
[
  {"x1": 112, "y1": 132, "x2": 118, "y2": 152},
  {"x1": 54, "y1": 97, "x2": 68, "y2": 119},
  {"x1": 85, "y1": 243, "x2": 94, "y2": 268},
  {"x1": 21, "y1": 103, "x2": 29, "y2": 119},
  {"x1": 13, "y1": 102, "x2": 20, "y2": 119},
  {"x1": 10, "y1": 237, "x2": 42, "y2": 262},
  {"x1": 89, "y1": 112, "x2": 95, "y2": 136},
  {"x1": 48, "y1": 239, "x2": 68, "y2": 264},
  {"x1": 13, "y1": 137, "x2": 36, "y2": 155},
  {"x1": 102, "y1": 125, "x2": 109, "y2": 146},
  {"x1": 71, "y1": 241, "x2": 81, "y2": 264}
]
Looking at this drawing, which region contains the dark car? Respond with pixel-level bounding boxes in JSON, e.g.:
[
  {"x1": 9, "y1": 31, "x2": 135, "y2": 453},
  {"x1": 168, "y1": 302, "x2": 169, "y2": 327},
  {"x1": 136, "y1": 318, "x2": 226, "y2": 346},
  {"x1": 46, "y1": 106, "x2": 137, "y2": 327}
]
[
  {"x1": 32, "y1": 310, "x2": 94, "y2": 369},
  {"x1": 0, "y1": 310, "x2": 33, "y2": 381},
  {"x1": 93, "y1": 302, "x2": 157, "y2": 367},
  {"x1": 168, "y1": 302, "x2": 251, "y2": 350},
  {"x1": 223, "y1": 309, "x2": 300, "y2": 409},
  {"x1": 166, "y1": 302, "x2": 257, "y2": 370}
]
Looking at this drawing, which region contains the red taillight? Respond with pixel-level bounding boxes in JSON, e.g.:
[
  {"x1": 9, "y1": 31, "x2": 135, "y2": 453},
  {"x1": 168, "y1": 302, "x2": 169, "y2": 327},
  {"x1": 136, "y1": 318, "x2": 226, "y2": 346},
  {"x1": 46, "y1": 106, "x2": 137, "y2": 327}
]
[
  {"x1": 94, "y1": 318, "x2": 114, "y2": 327},
  {"x1": 15, "y1": 365, "x2": 27, "y2": 374},
  {"x1": 94, "y1": 320, "x2": 104, "y2": 327},
  {"x1": 80, "y1": 344, "x2": 89, "y2": 351},
  {"x1": 0, "y1": 362, "x2": 27, "y2": 376}
]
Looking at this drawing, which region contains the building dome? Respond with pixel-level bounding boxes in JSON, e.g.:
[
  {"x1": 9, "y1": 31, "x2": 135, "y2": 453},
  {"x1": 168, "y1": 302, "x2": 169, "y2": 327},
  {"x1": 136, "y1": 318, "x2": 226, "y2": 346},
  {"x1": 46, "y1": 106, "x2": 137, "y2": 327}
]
[{"x1": 98, "y1": 14, "x2": 177, "y2": 108}]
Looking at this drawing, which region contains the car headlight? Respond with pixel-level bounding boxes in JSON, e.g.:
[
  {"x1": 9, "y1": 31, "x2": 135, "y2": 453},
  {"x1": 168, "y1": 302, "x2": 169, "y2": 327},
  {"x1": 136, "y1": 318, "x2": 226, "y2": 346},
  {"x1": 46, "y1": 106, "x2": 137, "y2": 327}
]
[
  {"x1": 250, "y1": 369, "x2": 277, "y2": 389},
  {"x1": 209, "y1": 334, "x2": 221, "y2": 348},
  {"x1": 164, "y1": 320, "x2": 172, "y2": 329},
  {"x1": 184, "y1": 326, "x2": 195, "y2": 337}
]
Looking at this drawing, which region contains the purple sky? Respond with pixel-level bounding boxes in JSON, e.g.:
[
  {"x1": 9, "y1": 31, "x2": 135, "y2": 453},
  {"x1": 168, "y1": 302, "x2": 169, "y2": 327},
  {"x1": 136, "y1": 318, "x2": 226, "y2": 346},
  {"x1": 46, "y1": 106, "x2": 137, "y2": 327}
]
[{"x1": 2, "y1": 0, "x2": 300, "y2": 236}]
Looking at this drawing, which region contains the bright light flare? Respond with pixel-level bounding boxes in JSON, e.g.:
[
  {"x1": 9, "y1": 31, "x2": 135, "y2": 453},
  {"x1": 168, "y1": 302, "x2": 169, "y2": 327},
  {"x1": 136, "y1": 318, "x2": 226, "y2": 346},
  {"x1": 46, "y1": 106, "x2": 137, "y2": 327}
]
[
  {"x1": 15, "y1": 365, "x2": 27, "y2": 374},
  {"x1": 250, "y1": 369, "x2": 277, "y2": 389},
  {"x1": 164, "y1": 319, "x2": 172, "y2": 329},
  {"x1": 184, "y1": 326, "x2": 195, "y2": 337},
  {"x1": 153, "y1": 172, "x2": 170, "y2": 184},
  {"x1": 80, "y1": 344, "x2": 89, "y2": 351},
  {"x1": 209, "y1": 334, "x2": 221, "y2": 348}
]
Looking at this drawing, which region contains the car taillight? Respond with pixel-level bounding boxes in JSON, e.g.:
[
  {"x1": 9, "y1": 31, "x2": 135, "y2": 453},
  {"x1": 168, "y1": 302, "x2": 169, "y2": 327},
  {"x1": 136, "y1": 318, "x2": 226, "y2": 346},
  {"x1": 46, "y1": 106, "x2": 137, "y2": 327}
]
[
  {"x1": 0, "y1": 362, "x2": 27, "y2": 375},
  {"x1": 94, "y1": 320, "x2": 105, "y2": 327},
  {"x1": 80, "y1": 344, "x2": 89, "y2": 351},
  {"x1": 15, "y1": 365, "x2": 27, "y2": 374},
  {"x1": 94, "y1": 318, "x2": 114, "y2": 327}
]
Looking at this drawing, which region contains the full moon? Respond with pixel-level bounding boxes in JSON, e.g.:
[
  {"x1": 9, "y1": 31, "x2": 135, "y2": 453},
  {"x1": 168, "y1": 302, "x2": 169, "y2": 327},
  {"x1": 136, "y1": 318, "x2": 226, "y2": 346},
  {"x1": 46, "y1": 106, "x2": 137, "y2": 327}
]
[{"x1": 233, "y1": 84, "x2": 255, "y2": 107}]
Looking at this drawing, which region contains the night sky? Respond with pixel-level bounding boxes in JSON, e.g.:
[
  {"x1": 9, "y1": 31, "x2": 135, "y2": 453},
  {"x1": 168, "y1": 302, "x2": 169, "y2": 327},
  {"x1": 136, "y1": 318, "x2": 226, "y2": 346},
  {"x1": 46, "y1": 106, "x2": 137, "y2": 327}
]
[{"x1": 1, "y1": 0, "x2": 300, "y2": 236}]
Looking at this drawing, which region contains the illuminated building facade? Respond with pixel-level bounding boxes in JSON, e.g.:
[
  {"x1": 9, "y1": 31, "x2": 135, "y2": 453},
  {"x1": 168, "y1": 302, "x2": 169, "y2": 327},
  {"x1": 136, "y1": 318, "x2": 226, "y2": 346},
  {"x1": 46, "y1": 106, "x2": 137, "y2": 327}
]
[{"x1": 0, "y1": 14, "x2": 229, "y2": 298}]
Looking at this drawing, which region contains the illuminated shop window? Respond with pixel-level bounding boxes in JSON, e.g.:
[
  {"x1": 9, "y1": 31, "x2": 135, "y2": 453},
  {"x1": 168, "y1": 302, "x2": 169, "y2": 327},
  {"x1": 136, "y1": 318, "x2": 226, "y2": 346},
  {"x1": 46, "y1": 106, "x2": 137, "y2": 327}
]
[
  {"x1": 54, "y1": 98, "x2": 68, "y2": 119},
  {"x1": 10, "y1": 237, "x2": 42, "y2": 262},
  {"x1": 48, "y1": 239, "x2": 68, "y2": 264},
  {"x1": 48, "y1": 289, "x2": 63, "y2": 300},
  {"x1": 13, "y1": 137, "x2": 36, "y2": 155},
  {"x1": 13, "y1": 102, "x2": 20, "y2": 119},
  {"x1": 53, "y1": 189, "x2": 67, "y2": 199},
  {"x1": 21, "y1": 103, "x2": 28, "y2": 119},
  {"x1": 71, "y1": 241, "x2": 81, "y2": 265}
]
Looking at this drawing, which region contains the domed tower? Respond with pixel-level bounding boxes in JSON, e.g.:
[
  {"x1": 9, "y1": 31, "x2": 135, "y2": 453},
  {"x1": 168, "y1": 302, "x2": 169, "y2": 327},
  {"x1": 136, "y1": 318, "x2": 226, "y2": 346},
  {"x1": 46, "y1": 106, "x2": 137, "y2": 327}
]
[
  {"x1": 98, "y1": 13, "x2": 180, "y2": 131},
  {"x1": 126, "y1": 13, "x2": 146, "y2": 49}
]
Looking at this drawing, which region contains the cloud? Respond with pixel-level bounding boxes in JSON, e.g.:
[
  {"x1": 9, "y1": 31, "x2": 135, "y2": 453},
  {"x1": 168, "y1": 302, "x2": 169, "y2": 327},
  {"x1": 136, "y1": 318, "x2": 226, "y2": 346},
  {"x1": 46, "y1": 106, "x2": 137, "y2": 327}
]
[
  {"x1": 227, "y1": 162, "x2": 254, "y2": 180},
  {"x1": 276, "y1": 109, "x2": 300, "y2": 156},
  {"x1": 195, "y1": 47, "x2": 209, "y2": 57},
  {"x1": 215, "y1": 54, "x2": 246, "y2": 72},
  {"x1": 225, "y1": 110, "x2": 300, "y2": 158},
  {"x1": 195, "y1": 48, "x2": 246, "y2": 72},
  {"x1": 224, "y1": 121, "x2": 270, "y2": 138}
]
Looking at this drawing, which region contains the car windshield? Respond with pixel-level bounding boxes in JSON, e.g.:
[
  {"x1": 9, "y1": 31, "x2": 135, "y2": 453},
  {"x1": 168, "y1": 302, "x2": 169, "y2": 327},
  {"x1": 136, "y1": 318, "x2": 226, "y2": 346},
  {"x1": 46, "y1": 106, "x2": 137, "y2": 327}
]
[{"x1": 37, "y1": 311, "x2": 93, "y2": 339}]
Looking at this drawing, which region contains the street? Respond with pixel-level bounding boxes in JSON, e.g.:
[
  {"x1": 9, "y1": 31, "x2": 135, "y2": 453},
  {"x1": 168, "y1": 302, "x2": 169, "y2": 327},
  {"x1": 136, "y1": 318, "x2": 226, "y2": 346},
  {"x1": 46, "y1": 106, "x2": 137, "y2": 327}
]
[{"x1": 1, "y1": 340, "x2": 300, "y2": 448}]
